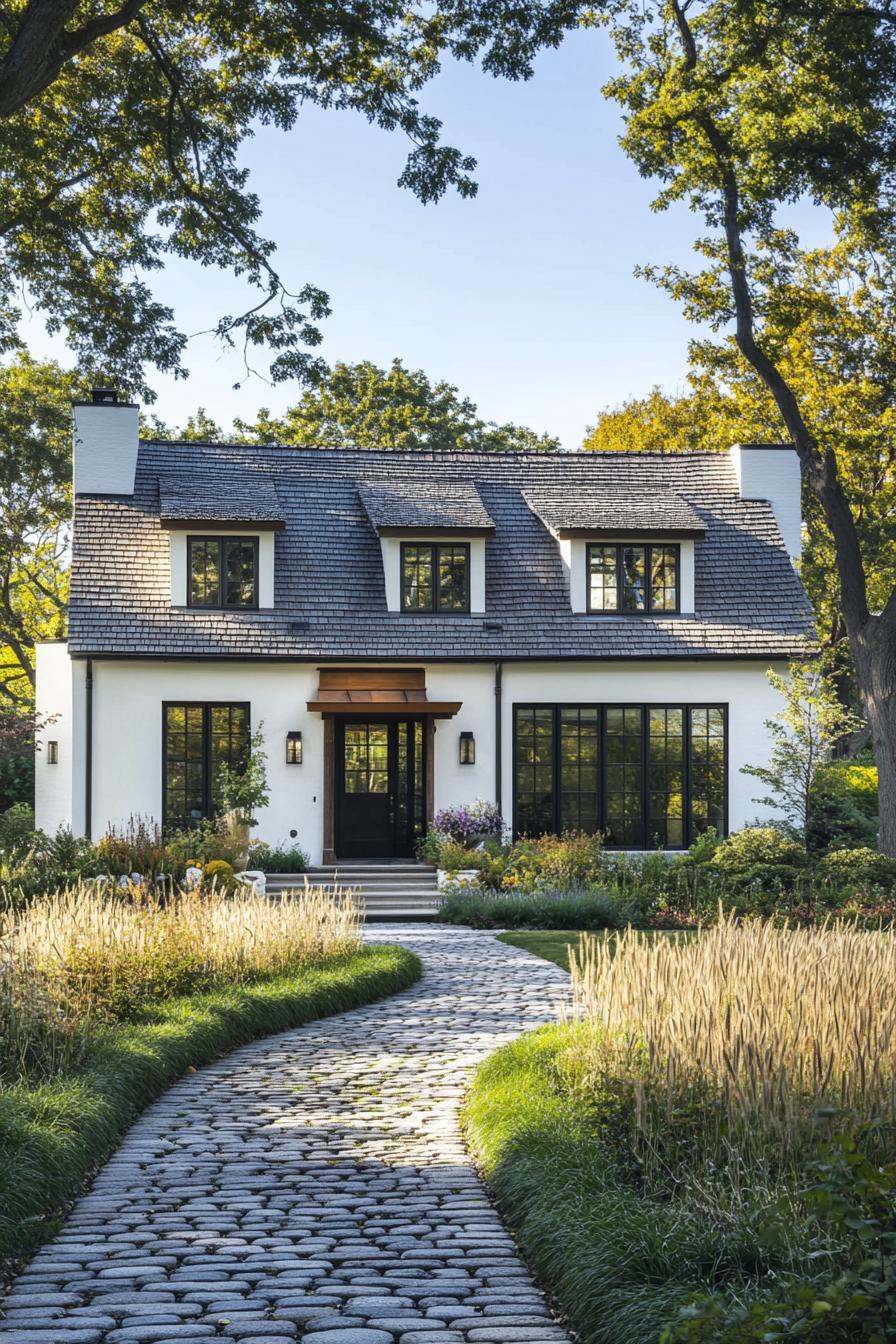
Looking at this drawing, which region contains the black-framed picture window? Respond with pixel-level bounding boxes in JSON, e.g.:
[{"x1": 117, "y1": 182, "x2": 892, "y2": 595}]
[
  {"x1": 188, "y1": 536, "x2": 258, "y2": 610},
  {"x1": 400, "y1": 542, "x2": 470, "y2": 613},
  {"x1": 605, "y1": 706, "x2": 644, "y2": 844},
  {"x1": 559, "y1": 707, "x2": 600, "y2": 832},
  {"x1": 512, "y1": 703, "x2": 726, "y2": 849},
  {"x1": 587, "y1": 543, "x2": 680, "y2": 614},
  {"x1": 647, "y1": 707, "x2": 686, "y2": 848},
  {"x1": 163, "y1": 702, "x2": 250, "y2": 828},
  {"x1": 689, "y1": 706, "x2": 727, "y2": 838}
]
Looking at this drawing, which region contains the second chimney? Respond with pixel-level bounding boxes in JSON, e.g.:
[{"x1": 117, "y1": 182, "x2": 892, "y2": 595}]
[{"x1": 73, "y1": 389, "x2": 139, "y2": 495}]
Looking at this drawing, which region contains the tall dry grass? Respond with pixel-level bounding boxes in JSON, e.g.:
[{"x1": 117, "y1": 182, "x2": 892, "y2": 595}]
[
  {"x1": 1, "y1": 882, "x2": 362, "y2": 1078},
  {"x1": 565, "y1": 915, "x2": 896, "y2": 1178}
]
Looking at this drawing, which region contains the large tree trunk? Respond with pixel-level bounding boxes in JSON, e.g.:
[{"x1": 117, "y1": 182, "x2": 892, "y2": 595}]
[{"x1": 854, "y1": 614, "x2": 896, "y2": 855}]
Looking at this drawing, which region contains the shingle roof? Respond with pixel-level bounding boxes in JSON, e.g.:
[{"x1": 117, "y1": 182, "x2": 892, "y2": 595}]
[
  {"x1": 159, "y1": 468, "x2": 282, "y2": 527},
  {"x1": 523, "y1": 488, "x2": 706, "y2": 537},
  {"x1": 358, "y1": 481, "x2": 494, "y2": 534},
  {"x1": 69, "y1": 442, "x2": 814, "y2": 660}
]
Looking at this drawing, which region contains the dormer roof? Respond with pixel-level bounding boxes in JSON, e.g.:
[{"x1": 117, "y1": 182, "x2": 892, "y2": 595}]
[
  {"x1": 358, "y1": 481, "x2": 495, "y2": 536},
  {"x1": 523, "y1": 488, "x2": 706, "y2": 538},
  {"x1": 158, "y1": 468, "x2": 284, "y2": 530}
]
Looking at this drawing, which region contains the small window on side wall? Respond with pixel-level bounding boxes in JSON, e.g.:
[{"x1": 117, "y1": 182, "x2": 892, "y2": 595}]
[
  {"x1": 188, "y1": 536, "x2": 258, "y2": 610},
  {"x1": 587, "y1": 543, "x2": 679, "y2": 614},
  {"x1": 401, "y1": 542, "x2": 470, "y2": 613}
]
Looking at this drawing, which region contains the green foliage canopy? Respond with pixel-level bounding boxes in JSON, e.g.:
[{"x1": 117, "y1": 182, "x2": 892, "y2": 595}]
[
  {"x1": 231, "y1": 359, "x2": 561, "y2": 452},
  {"x1": 0, "y1": 0, "x2": 584, "y2": 396}
]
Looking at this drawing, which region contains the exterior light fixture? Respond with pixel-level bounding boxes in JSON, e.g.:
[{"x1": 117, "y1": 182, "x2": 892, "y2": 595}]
[
  {"x1": 459, "y1": 731, "x2": 475, "y2": 765},
  {"x1": 286, "y1": 731, "x2": 303, "y2": 764},
  {"x1": 47, "y1": 740, "x2": 59, "y2": 764}
]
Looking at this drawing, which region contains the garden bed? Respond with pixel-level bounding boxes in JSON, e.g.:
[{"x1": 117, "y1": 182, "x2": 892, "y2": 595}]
[
  {"x1": 465, "y1": 920, "x2": 896, "y2": 1343},
  {"x1": 0, "y1": 882, "x2": 421, "y2": 1279}
]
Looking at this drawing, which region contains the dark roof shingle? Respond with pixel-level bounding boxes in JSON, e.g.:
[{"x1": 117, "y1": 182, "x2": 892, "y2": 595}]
[
  {"x1": 69, "y1": 442, "x2": 814, "y2": 661},
  {"x1": 358, "y1": 481, "x2": 494, "y2": 534},
  {"x1": 523, "y1": 488, "x2": 706, "y2": 536}
]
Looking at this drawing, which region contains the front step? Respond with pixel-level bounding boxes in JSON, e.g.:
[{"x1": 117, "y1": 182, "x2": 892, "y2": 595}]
[{"x1": 265, "y1": 862, "x2": 442, "y2": 921}]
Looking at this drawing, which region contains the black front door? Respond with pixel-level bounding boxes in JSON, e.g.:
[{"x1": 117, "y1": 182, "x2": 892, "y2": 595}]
[{"x1": 336, "y1": 718, "x2": 426, "y2": 859}]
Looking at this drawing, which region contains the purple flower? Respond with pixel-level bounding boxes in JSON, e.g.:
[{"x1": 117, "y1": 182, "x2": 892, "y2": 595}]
[{"x1": 434, "y1": 800, "x2": 504, "y2": 841}]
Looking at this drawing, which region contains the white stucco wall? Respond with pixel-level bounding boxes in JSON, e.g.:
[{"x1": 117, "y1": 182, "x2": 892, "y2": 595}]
[
  {"x1": 169, "y1": 531, "x2": 276, "y2": 608},
  {"x1": 34, "y1": 642, "x2": 84, "y2": 835},
  {"x1": 74, "y1": 656, "x2": 787, "y2": 861}
]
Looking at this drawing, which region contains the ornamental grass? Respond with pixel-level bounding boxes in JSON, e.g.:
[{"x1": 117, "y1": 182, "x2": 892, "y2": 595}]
[
  {"x1": 564, "y1": 913, "x2": 896, "y2": 1182},
  {"x1": 0, "y1": 882, "x2": 362, "y2": 1079}
]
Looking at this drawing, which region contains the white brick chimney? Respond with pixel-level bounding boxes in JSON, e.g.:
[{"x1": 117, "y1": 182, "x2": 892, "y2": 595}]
[
  {"x1": 73, "y1": 389, "x2": 139, "y2": 495},
  {"x1": 730, "y1": 443, "x2": 802, "y2": 561}
]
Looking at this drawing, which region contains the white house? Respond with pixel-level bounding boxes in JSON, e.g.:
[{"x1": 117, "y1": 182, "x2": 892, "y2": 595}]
[{"x1": 35, "y1": 391, "x2": 812, "y2": 865}]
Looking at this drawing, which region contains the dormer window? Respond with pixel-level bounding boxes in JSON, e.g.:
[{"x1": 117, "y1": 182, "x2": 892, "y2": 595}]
[
  {"x1": 587, "y1": 543, "x2": 680, "y2": 614},
  {"x1": 188, "y1": 536, "x2": 258, "y2": 610},
  {"x1": 401, "y1": 542, "x2": 470, "y2": 614}
]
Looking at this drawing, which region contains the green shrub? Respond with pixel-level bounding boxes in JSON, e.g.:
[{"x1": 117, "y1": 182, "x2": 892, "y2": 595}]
[
  {"x1": 438, "y1": 885, "x2": 622, "y2": 930},
  {"x1": 711, "y1": 826, "x2": 808, "y2": 871},
  {"x1": 663, "y1": 1136, "x2": 896, "y2": 1342},
  {"x1": 807, "y1": 760, "x2": 879, "y2": 854},
  {"x1": 0, "y1": 802, "x2": 37, "y2": 851},
  {"x1": 439, "y1": 838, "x2": 484, "y2": 872},
  {"x1": 202, "y1": 858, "x2": 235, "y2": 883},
  {"x1": 247, "y1": 840, "x2": 309, "y2": 872},
  {"x1": 818, "y1": 846, "x2": 896, "y2": 889}
]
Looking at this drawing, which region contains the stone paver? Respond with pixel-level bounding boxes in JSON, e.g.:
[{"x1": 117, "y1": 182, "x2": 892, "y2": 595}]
[{"x1": 1, "y1": 927, "x2": 570, "y2": 1343}]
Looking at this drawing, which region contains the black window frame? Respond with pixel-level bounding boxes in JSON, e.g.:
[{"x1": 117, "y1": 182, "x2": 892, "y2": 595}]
[
  {"x1": 400, "y1": 541, "x2": 471, "y2": 614},
  {"x1": 162, "y1": 701, "x2": 251, "y2": 829},
  {"x1": 586, "y1": 542, "x2": 681, "y2": 614},
  {"x1": 186, "y1": 534, "x2": 260, "y2": 611},
  {"x1": 512, "y1": 702, "x2": 727, "y2": 849}
]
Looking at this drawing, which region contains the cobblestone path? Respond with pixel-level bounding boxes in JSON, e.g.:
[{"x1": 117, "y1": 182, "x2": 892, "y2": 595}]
[{"x1": 1, "y1": 926, "x2": 571, "y2": 1344}]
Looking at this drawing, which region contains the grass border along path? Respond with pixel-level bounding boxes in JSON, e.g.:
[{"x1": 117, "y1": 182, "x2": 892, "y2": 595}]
[
  {"x1": 464, "y1": 1024, "x2": 725, "y2": 1344},
  {"x1": 1, "y1": 943, "x2": 421, "y2": 1280}
]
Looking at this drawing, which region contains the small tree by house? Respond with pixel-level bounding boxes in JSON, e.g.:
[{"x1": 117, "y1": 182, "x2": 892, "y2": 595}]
[
  {"x1": 217, "y1": 725, "x2": 270, "y2": 865},
  {"x1": 743, "y1": 663, "x2": 863, "y2": 847}
]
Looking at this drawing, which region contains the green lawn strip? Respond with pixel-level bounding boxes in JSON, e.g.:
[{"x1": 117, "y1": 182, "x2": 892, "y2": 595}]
[
  {"x1": 463, "y1": 1025, "x2": 797, "y2": 1344},
  {"x1": 496, "y1": 930, "x2": 582, "y2": 971},
  {"x1": 0, "y1": 943, "x2": 421, "y2": 1279},
  {"x1": 497, "y1": 929, "x2": 691, "y2": 972}
]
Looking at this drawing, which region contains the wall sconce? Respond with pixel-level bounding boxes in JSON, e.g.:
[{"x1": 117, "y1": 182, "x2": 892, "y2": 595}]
[
  {"x1": 459, "y1": 731, "x2": 475, "y2": 765},
  {"x1": 47, "y1": 740, "x2": 59, "y2": 764},
  {"x1": 286, "y1": 731, "x2": 303, "y2": 764}
]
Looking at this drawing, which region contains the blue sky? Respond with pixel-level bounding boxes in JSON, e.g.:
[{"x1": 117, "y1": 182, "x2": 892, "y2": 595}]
[{"x1": 27, "y1": 28, "x2": 732, "y2": 450}]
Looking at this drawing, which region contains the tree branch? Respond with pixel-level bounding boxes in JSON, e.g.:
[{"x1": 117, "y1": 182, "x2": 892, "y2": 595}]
[{"x1": 0, "y1": 0, "x2": 147, "y2": 119}]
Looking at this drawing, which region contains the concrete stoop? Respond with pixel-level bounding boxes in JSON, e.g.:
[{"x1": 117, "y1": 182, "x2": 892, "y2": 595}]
[{"x1": 265, "y1": 861, "x2": 441, "y2": 921}]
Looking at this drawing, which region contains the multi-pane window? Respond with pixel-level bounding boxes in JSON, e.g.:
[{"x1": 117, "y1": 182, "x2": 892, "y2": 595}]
[
  {"x1": 689, "y1": 707, "x2": 727, "y2": 838},
  {"x1": 587, "y1": 543, "x2": 680, "y2": 613},
  {"x1": 513, "y1": 704, "x2": 725, "y2": 848},
  {"x1": 648, "y1": 708, "x2": 685, "y2": 848},
  {"x1": 559, "y1": 707, "x2": 600, "y2": 832},
  {"x1": 188, "y1": 536, "x2": 258, "y2": 609},
  {"x1": 164, "y1": 702, "x2": 250, "y2": 827},
  {"x1": 605, "y1": 707, "x2": 644, "y2": 845},
  {"x1": 343, "y1": 723, "x2": 389, "y2": 794},
  {"x1": 513, "y1": 706, "x2": 555, "y2": 836},
  {"x1": 401, "y1": 543, "x2": 470, "y2": 613}
]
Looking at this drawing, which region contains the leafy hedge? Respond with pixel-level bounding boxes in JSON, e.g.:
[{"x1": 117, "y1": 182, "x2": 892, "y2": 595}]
[{"x1": 0, "y1": 944, "x2": 420, "y2": 1278}]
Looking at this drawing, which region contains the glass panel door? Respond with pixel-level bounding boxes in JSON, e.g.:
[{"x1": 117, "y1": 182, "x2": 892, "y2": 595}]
[{"x1": 336, "y1": 718, "x2": 426, "y2": 859}]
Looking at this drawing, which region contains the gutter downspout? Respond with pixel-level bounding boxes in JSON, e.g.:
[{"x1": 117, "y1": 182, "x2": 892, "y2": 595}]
[
  {"x1": 85, "y1": 659, "x2": 93, "y2": 840},
  {"x1": 494, "y1": 659, "x2": 503, "y2": 818}
]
